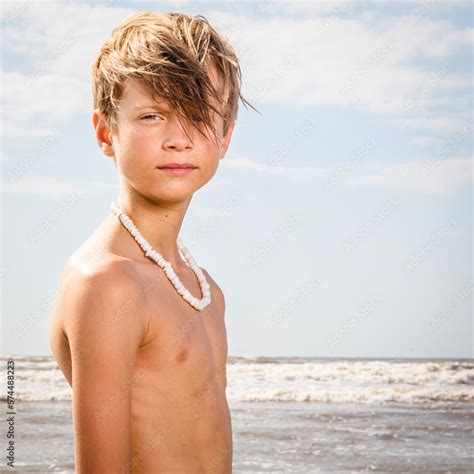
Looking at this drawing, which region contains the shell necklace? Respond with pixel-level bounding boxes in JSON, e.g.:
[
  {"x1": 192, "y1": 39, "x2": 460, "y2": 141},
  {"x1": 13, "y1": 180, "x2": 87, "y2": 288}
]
[{"x1": 110, "y1": 201, "x2": 211, "y2": 311}]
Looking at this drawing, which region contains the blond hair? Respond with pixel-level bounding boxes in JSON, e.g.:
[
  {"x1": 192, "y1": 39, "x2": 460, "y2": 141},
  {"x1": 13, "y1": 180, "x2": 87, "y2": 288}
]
[{"x1": 91, "y1": 11, "x2": 257, "y2": 143}]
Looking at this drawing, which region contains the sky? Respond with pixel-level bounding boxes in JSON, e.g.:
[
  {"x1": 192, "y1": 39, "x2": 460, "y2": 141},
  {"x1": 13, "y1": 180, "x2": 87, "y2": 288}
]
[{"x1": 1, "y1": 0, "x2": 472, "y2": 359}]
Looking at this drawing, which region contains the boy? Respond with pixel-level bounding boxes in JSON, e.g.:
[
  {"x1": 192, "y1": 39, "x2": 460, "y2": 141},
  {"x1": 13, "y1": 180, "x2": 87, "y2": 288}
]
[{"x1": 49, "y1": 11, "x2": 255, "y2": 473}]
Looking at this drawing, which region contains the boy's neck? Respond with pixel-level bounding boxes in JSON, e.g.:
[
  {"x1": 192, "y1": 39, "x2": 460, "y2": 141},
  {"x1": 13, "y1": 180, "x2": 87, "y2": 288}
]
[{"x1": 112, "y1": 193, "x2": 193, "y2": 269}]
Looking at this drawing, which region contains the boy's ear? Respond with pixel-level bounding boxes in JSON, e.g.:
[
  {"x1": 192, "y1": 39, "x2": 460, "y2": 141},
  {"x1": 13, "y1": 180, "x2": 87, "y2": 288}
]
[
  {"x1": 92, "y1": 109, "x2": 115, "y2": 158},
  {"x1": 219, "y1": 120, "x2": 235, "y2": 160}
]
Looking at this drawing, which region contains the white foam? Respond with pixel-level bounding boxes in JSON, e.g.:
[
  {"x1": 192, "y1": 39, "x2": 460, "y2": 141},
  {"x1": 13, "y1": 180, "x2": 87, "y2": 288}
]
[{"x1": 1, "y1": 357, "x2": 472, "y2": 406}]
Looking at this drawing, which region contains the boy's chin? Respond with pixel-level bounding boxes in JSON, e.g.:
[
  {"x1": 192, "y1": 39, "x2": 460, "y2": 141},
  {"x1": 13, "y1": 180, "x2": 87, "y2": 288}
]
[
  {"x1": 123, "y1": 176, "x2": 210, "y2": 203},
  {"x1": 147, "y1": 185, "x2": 200, "y2": 204}
]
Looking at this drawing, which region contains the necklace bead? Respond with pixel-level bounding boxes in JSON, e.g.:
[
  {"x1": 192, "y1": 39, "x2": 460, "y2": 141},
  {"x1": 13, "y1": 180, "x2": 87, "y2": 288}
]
[{"x1": 110, "y1": 201, "x2": 211, "y2": 311}]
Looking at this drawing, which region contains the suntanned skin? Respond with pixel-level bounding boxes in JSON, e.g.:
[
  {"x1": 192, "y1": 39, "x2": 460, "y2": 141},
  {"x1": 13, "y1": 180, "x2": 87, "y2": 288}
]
[{"x1": 49, "y1": 63, "x2": 235, "y2": 473}]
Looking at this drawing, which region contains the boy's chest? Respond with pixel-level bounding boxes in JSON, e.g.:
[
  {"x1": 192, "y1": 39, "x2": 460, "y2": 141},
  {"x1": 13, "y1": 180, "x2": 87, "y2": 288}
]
[{"x1": 136, "y1": 267, "x2": 228, "y2": 385}]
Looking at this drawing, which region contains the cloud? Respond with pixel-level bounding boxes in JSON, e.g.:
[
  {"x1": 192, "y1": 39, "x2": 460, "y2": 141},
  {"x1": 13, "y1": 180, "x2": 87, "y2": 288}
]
[
  {"x1": 395, "y1": 115, "x2": 472, "y2": 134},
  {"x1": 1, "y1": 1, "x2": 471, "y2": 144},
  {"x1": 1, "y1": 124, "x2": 58, "y2": 140},
  {"x1": 221, "y1": 156, "x2": 326, "y2": 178},
  {"x1": 1, "y1": 178, "x2": 82, "y2": 196},
  {"x1": 259, "y1": 0, "x2": 470, "y2": 17},
  {"x1": 192, "y1": 206, "x2": 223, "y2": 217},
  {"x1": 346, "y1": 156, "x2": 473, "y2": 194},
  {"x1": 3, "y1": 72, "x2": 89, "y2": 119},
  {"x1": 259, "y1": 0, "x2": 358, "y2": 16},
  {"x1": 208, "y1": 7, "x2": 471, "y2": 131},
  {"x1": 1, "y1": 178, "x2": 121, "y2": 196},
  {"x1": 222, "y1": 156, "x2": 473, "y2": 194},
  {"x1": 410, "y1": 136, "x2": 442, "y2": 147},
  {"x1": 1, "y1": 2, "x2": 134, "y2": 140}
]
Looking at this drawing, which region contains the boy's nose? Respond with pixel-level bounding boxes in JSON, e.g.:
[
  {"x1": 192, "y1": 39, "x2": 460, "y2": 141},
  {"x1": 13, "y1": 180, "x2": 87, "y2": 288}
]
[{"x1": 163, "y1": 117, "x2": 194, "y2": 150}]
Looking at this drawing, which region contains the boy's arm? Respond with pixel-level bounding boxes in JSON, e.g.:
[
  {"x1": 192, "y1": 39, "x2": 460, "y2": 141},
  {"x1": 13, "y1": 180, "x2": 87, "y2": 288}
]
[{"x1": 65, "y1": 261, "x2": 148, "y2": 474}]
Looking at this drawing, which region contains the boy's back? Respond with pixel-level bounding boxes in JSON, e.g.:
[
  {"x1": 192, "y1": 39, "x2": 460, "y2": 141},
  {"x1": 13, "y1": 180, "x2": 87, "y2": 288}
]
[{"x1": 49, "y1": 210, "x2": 232, "y2": 473}]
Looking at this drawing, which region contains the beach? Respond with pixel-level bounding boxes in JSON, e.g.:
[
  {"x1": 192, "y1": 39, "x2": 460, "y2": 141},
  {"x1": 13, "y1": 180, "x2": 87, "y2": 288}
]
[{"x1": 1, "y1": 356, "x2": 473, "y2": 472}]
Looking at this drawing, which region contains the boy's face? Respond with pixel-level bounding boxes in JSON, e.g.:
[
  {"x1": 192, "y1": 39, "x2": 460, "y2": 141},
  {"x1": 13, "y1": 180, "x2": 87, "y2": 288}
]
[{"x1": 93, "y1": 65, "x2": 235, "y2": 205}]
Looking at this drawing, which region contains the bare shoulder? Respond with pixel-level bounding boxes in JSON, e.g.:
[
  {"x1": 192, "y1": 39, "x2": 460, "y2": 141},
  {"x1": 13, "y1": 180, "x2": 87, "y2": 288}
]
[
  {"x1": 200, "y1": 267, "x2": 225, "y2": 314},
  {"x1": 59, "y1": 255, "x2": 149, "y2": 345},
  {"x1": 54, "y1": 256, "x2": 148, "y2": 471}
]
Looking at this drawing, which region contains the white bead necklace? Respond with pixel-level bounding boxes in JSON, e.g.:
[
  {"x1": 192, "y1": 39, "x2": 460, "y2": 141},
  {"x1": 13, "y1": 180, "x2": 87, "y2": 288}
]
[{"x1": 110, "y1": 201, "x2": 211, "y2": 311}]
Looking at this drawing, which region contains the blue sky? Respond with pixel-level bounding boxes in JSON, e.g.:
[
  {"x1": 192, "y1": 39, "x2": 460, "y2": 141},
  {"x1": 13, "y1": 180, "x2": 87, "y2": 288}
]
[{"x1": 1, "y1": 0, "x2": 472, "y2": 358}]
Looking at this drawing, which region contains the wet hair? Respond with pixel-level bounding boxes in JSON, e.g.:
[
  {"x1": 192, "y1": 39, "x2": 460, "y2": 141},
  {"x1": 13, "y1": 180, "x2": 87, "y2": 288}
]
[{"x1": 91, "y1": 11, "x2": 258, "y2": 144}]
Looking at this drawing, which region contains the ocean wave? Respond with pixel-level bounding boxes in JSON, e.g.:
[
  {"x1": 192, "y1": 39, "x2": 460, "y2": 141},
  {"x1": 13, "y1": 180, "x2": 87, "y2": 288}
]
[
  {"x1": 1, "y1": 356, "x2": 472, "y2": 405},
  {"x1": 226, "y1": 386, "x2": 474, "y2": 405}
]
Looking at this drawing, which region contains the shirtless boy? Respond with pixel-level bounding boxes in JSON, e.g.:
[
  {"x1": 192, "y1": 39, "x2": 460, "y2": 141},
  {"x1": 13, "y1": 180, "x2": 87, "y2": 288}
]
[{"x1": 48, "y1": 11, "x2": 255, "y2": 473}]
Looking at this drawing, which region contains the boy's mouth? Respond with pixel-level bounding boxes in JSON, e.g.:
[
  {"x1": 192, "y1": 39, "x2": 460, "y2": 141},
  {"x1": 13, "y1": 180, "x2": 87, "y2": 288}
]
[
  {"x1": 157, "y1": 163, "x2": 198, "y2": 175},
  {"x1": 157, "y1": 162, "x2": 197, "y2": 169}
]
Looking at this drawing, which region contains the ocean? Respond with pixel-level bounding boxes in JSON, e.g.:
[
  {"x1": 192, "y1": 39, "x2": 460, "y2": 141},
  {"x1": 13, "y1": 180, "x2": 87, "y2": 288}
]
[{"x1": 1, "y1": 356, "x2": 473, "y2": 473}]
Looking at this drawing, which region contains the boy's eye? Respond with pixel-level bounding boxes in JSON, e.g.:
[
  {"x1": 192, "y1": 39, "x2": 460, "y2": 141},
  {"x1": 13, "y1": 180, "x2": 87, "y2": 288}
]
[{"x1": 141, "y1": 114, "x2": 163, "y2": 121}]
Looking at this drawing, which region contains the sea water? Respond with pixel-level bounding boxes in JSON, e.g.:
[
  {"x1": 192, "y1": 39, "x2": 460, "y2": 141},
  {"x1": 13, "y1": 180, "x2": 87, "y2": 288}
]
[{"x1": 1, "y1": 356, "x2": 472, "y2": 472}]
